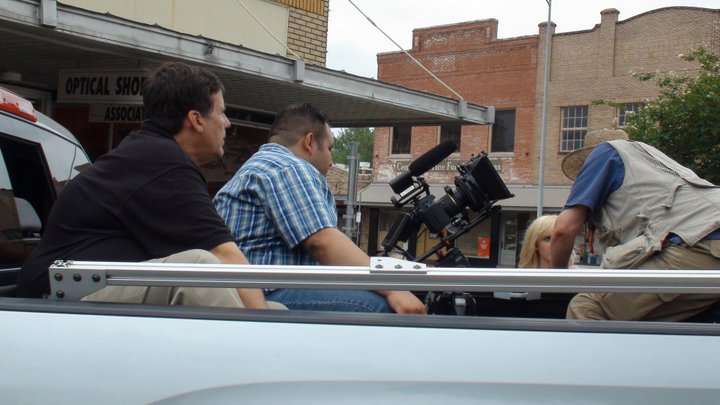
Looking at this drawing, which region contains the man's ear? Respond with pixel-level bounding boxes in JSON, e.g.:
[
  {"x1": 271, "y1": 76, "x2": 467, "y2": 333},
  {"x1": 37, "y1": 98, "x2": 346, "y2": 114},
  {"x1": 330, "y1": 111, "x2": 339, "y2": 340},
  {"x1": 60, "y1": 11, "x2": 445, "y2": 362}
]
[
  {"x1": 301, "y1": 131, "x2": 315, "y2": 153},
  {"x1": 186, "y1": 110, "x2": 204, "y2": 132}
]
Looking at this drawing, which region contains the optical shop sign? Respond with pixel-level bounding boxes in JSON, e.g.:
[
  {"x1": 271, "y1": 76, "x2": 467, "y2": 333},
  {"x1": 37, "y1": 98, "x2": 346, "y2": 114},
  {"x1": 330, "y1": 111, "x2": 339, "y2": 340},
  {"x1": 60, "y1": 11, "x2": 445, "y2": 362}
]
[
  {"x1": 58, "y1": 69, "x2": 147, "y2": 123},
  {"x1": 58, "y1": 69, "x2": 147, "y2": 104}
]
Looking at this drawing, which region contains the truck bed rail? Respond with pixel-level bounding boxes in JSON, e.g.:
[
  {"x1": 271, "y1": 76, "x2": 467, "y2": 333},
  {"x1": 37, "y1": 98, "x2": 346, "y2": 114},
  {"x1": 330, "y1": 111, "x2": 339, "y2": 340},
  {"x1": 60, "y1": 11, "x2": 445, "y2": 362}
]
[{"x1": 49, "y1": 258, "x2": 720, "y2": 301}]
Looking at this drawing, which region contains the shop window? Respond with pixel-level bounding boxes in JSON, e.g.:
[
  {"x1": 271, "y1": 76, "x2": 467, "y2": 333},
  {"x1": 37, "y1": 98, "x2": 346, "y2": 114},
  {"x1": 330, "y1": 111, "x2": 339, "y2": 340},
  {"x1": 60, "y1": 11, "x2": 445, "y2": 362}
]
[
  {"x1": 391, "y1": 126, "x2": 411, "y2": 155},
  {"x1": 377, "y1": 209, "x2": 404, "y2": 253},
  {"x1": 453, "y1": 212, "x2": 493, "y2": 259},
  {"x1": 439, "y1": 124, "x2": 461, "y2": 150},
  {"x1": 204, "y1": 124, "x2": 269, "y2": 196},
  {"x1": 618, "y1": 103, "x2": 642, "y2": 127},
  {"x1": 491, "y1": 110, "x2": 515, "y2": 153},
  {"x1": 560, "y1": 106, "x2": 588, "y2": 152}
]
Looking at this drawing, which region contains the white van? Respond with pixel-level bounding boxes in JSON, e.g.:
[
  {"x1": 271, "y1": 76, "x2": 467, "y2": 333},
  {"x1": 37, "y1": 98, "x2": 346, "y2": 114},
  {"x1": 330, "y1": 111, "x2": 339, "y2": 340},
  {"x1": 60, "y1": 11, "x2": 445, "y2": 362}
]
[{"x1": 0, "y1": 86, "x2": 90, "y2": 295}]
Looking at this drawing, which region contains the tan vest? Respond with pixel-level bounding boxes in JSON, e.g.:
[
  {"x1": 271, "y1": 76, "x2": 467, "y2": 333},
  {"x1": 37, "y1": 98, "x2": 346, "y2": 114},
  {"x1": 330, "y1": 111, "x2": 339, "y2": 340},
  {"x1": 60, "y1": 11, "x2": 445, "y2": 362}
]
[{"x1": 595, "y1": 140, "x2": 720, "y2": 269}]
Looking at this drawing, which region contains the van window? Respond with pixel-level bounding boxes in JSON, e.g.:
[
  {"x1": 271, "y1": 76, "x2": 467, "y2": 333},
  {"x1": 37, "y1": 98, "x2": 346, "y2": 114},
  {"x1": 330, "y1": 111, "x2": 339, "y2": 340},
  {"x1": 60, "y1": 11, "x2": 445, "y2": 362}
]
[
  {"x1": 0, "y1": 148, "x2": 10, "y2": 190},
  {"x1": 0, "y1": 135, "x2": 54, "y2": 270},
  {"x1": 0, "y1": 136, "x2": 55, "y2": 222},
  {"x1": 42, "y1": 136, "x2": 90, "y2": 194}
]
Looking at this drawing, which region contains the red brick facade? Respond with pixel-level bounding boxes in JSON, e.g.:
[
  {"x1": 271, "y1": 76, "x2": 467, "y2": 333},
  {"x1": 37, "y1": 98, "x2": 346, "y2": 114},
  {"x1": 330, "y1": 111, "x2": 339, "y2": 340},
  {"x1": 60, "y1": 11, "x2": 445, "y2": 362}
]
[
  {"x1": 375, "y1": 19, "x2": 539, "y2": 185},
  {"x1": 375, "y1": 7, "x2": 720, "y2": 187}
]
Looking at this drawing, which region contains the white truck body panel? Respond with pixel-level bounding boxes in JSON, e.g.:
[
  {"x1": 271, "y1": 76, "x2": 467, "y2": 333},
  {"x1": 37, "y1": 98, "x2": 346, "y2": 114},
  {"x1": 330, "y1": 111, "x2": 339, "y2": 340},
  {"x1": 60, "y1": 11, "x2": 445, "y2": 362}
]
[{"x1": 2, "y1": 299, "x2": 719, "y2": 404}]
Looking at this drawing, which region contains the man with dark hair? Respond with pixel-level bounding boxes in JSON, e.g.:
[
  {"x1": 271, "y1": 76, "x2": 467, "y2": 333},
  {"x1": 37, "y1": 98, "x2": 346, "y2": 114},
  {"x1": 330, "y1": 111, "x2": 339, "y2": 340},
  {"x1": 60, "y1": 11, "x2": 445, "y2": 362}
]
[
  {"x1": 215, "y1": 103, "x2": 426, "y2": 313},
  {"x1": 551, "y1": 129, "x2": 720, "y2": 321},
  {"x1": 17, "y1": 62, "x2": 268, "y2": 309}
]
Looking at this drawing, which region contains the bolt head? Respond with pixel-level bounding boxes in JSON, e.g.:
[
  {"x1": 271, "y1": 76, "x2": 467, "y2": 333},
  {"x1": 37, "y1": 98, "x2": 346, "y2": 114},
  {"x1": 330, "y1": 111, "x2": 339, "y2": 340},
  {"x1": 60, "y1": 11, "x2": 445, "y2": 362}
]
[
  {"x1": 56, "y1": 290, "x2": 65, "y2": 299},
  {"x1": 73, "y1": 274, "x2": 82, "y2": 282},
  {"x1": 92, "y1": 274, "x2": 101, "y2": 282},
  {"x1": 54, "y1": 273, "x2": 63, "y2": 281}
]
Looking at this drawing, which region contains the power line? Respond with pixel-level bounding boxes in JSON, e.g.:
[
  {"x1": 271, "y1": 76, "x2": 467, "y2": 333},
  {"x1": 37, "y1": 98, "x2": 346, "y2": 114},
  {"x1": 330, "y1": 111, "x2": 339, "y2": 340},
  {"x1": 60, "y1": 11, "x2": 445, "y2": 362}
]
[
  {"x1": 235, "y1": 0, "x2": 302, "y2": 60},
  {"x1": 346, "y1": 0, "x2": 465, "y2": 100}
]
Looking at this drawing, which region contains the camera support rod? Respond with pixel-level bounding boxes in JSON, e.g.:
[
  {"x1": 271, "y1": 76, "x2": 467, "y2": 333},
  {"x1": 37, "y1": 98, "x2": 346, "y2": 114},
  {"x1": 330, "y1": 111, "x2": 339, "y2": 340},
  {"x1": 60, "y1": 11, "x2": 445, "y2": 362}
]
[
  {"x1": 415, "y1": 205, "x2": 501, "y2": 263},
  {"x1": 49, "y1": 259, "x2": 720, "y2": 301}
]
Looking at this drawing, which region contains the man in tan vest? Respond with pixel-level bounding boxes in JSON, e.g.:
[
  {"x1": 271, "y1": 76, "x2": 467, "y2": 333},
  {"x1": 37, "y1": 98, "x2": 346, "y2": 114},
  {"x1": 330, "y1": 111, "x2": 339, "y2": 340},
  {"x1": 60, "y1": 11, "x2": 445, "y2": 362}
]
[{"x1": 551, "y1": 129, "x2": 720, "y2": 321}]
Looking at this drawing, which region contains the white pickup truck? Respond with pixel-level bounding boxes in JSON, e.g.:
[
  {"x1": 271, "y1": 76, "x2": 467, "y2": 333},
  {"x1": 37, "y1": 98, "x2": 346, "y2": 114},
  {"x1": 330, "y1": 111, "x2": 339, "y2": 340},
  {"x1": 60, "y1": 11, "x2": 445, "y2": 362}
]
[
  {"x1": 3, "y1": 259, "x2": 720, "y2": 404},
  {"x1": 1, "y1": 86, "x2": 719, "y2": 404}
]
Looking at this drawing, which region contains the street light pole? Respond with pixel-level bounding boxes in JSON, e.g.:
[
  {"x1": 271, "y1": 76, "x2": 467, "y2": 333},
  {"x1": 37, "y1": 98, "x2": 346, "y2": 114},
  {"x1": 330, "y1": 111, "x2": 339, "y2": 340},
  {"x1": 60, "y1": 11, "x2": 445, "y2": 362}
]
[{"x1": 537, "y1": 0, "x2": 552, "y2": 218}]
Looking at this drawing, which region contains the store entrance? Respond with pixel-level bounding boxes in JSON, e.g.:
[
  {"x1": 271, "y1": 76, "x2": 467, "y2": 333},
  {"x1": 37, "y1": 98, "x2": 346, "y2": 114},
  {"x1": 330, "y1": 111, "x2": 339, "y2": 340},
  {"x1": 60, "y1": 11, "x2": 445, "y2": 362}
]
[{"x1": 498, "y1": 212, "x2": 517, "y2": 267}]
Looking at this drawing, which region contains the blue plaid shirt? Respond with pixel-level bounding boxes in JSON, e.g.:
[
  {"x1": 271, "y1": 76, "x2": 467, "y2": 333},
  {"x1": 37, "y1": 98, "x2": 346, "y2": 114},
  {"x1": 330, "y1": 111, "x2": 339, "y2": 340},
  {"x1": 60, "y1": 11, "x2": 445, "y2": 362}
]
[{"x1": 214, "y1": 143, "x2": 337, "y2": 266}]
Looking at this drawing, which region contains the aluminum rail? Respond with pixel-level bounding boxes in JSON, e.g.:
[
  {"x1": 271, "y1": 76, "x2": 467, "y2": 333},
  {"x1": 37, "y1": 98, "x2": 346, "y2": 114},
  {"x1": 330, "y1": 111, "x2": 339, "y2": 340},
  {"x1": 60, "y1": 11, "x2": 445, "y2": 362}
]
[{"x1": 48, "y1": 258, "x2": 720, "y2": 301}]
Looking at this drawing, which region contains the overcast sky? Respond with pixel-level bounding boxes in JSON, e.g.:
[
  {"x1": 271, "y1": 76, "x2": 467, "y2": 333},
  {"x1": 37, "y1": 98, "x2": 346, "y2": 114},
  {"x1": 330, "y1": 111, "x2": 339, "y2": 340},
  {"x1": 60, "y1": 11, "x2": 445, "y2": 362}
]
[{"x1": 326, "y1": 0, "x2": 719, "y2": 79}]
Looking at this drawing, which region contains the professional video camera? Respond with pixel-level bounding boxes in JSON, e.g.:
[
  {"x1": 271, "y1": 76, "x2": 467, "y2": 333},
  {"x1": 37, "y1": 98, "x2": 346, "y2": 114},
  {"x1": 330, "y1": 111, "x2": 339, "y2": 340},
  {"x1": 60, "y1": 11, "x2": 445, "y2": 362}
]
[{"x1": 381, "y1": 140, "x2": 513, "y2": 266}]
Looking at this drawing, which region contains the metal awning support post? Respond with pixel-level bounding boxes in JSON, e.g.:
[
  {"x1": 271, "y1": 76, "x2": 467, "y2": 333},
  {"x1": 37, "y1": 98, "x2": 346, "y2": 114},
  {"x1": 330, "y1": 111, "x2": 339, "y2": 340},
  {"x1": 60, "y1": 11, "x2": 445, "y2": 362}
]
[{"x1": 49, "y1": 259, "x2": 720, "y2": 301}]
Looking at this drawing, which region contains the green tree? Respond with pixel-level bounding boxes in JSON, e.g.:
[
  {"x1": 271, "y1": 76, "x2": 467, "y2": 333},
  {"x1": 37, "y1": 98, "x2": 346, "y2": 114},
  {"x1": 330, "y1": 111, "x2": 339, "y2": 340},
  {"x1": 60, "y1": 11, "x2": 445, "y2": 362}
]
[
  {"x1": 625, "y1": 46, "x2": 720, "y2": 184},
  {"x1": 332, "y1": 127, "x2": 375, "y2": 166}
]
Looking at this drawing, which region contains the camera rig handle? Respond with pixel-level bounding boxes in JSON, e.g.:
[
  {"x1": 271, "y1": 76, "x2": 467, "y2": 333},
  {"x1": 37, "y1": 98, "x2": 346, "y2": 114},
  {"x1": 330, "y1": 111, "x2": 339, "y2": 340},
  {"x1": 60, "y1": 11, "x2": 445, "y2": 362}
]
[{"x1": 390, "y1": 177, "x2": 429, "y2": 208}]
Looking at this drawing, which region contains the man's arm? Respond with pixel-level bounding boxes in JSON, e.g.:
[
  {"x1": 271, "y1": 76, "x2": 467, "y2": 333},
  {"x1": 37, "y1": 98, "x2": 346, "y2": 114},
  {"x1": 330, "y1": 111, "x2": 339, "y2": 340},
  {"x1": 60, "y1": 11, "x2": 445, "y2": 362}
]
[
  {"x1": 210, "y1": 241, "x2": 269, "y2": 309},
  {"x1": 551, "y1": 206, "x2": 589, "y2": 268},
  {"x1": 303, "y1": 228, "x2": 426, "y2": 314}
]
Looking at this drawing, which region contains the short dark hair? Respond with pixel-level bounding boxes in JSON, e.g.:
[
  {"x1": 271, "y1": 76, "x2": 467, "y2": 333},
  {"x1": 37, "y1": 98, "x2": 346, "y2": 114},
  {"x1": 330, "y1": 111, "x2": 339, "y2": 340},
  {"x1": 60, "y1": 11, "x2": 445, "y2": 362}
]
[
  {"x1": 268, "y1": 103, "x2": 330, "y2": 146},
  {"x1": 143, "y1": 62, "x2": 225, "y2": 135}
]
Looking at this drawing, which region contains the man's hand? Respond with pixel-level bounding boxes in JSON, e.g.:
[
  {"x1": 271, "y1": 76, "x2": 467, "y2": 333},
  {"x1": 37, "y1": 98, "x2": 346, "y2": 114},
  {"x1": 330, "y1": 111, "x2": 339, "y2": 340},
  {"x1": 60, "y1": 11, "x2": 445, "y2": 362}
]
[
  {"x1": 211, "y1": 241, "x2": 269, "y2": 309},
  {"x1": 236, "y1": 288, "x2": 269, "y2": 309},
  {"x1": 304, "y1": 228, "x2": 427, "y2": 314},
  {"x1": 382, "y1": 291, "x2": 427, "y2": 314}
]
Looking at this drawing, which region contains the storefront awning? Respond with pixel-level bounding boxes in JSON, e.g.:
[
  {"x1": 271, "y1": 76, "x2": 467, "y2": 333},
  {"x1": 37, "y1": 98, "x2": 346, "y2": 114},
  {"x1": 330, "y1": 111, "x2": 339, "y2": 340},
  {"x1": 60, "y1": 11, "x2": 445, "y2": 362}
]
[
  {"x1": 357, "y1": 183, "x2": 571, "y2": 212},
  {"x1": 0, "y1": 1, "x2": 493, "y2": 127}
]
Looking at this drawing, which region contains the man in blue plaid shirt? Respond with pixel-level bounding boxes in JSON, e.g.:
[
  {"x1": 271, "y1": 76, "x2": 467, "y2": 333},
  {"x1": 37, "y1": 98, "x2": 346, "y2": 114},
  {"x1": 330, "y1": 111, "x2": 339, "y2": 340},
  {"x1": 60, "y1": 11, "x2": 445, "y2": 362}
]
[{"x1": 214, "y1": 103, "x2": 425, "y2": 313}]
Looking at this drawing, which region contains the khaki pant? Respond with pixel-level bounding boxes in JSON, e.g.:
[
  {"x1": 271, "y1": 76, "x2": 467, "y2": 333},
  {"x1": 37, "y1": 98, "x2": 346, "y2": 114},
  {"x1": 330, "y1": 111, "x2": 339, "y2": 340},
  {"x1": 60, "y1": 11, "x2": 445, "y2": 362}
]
[
  {"x1": 567, "y1": 240, "x2": 720, "y2": 321},
  {"x1": 82, "y1": 249, "x2": 285, "y2": 309}
]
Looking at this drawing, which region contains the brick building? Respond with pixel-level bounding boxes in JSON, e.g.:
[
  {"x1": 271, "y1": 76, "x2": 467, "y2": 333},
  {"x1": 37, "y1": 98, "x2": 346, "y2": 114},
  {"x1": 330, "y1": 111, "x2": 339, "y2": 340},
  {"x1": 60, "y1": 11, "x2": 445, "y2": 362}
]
[
  {"x1": 360, "y1": 6, "x2": 719, "y2": 267},
  {"x1": 537, "y1": 7, "x2": 720, "y2": 185}
]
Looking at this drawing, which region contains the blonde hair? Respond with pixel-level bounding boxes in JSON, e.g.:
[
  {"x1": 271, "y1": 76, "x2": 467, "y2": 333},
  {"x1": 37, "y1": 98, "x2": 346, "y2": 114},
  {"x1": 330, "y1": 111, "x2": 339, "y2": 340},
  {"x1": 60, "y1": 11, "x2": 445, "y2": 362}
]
[{"x1": 519, "y1": 215, "x2": 558, "y2": 268}]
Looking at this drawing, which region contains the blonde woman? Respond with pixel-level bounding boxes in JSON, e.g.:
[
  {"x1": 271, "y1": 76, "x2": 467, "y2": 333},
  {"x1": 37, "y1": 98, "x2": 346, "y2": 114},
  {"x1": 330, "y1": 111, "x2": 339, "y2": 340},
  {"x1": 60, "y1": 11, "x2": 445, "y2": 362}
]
[{"x1": 519, "y1": 215, "x2": 558, "y2": 268}]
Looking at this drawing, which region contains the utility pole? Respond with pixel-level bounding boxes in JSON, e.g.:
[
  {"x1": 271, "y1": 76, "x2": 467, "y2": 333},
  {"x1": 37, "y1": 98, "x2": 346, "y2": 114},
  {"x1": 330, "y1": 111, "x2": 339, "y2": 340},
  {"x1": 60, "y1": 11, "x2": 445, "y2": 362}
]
[
  {"x1": 343, "y1": 142, "x2": 359, "y2": 238},
  {"x1": 537, "y1": 0, "x2": 552, "y2": 218}
]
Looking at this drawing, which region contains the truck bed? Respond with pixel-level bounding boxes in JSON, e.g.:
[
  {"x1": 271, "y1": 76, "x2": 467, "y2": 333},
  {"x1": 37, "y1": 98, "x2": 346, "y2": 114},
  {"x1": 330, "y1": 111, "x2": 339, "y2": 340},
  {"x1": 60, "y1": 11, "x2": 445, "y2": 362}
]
[{"x1": 2, "y1": 297, "x2": 719, "y2": 404}]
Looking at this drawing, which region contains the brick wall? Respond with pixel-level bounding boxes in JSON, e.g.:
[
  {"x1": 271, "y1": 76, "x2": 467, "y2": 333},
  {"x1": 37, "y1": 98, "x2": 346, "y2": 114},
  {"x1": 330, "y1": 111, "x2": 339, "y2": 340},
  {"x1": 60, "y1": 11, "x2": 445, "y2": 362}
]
[
  {"x1": 538, "y1": 7, "x2": 720, "y2": 185},
  {"x1": 286, "y1": 0, "x2": 328, "y2": 66},
  {"x1": 376, "y1": 19, "x2": 539, "y2": 185},
  {"x1": 326, "y1": 165, "x2": 372, "y2": 200}
]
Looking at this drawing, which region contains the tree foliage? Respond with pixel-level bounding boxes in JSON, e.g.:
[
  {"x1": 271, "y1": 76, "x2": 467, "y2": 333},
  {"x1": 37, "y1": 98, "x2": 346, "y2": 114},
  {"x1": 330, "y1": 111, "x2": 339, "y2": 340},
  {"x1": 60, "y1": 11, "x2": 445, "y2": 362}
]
[
  {"x1": 332, "y1": 127, "x2": 375, "y2": 166},
  {"x1": 624, "y1": 46, "x2": 720, "y2": 184}
]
